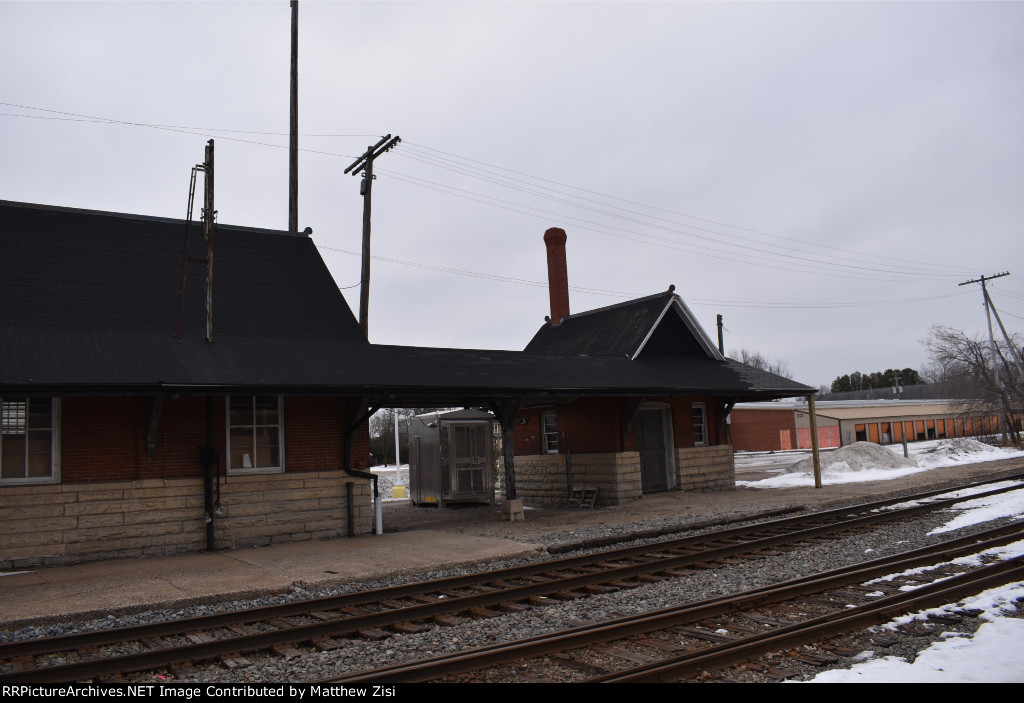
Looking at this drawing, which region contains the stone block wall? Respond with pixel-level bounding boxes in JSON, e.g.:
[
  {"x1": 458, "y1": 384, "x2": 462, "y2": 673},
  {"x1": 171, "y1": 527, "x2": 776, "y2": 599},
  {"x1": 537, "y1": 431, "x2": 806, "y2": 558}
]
[
  {"x1": 675, "y1": 444, "x2": 735, "y2": 492},
  {"x1": 507, "y1": 452, "x2": 642, "y2": 506},
  {"x1": 505, "y1": 445, "x2": 735, "y2": 506},
  {"x1": 0, "y1": 472, "x2": 372, "y2": 568}
]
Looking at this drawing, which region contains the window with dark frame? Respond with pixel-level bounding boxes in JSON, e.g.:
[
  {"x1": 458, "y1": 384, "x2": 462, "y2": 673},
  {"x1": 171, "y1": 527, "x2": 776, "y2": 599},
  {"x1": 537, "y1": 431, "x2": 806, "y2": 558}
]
[
  {"x1": 1, "y1": 397, "x2": 57, "y2": 482},
  {"x1": 228, "y1": 396, "x2": 283, "y2": 473}
]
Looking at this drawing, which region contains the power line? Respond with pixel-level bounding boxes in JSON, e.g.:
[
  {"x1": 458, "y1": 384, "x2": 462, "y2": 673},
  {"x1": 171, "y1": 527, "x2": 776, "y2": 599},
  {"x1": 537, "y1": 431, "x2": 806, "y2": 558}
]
[
  {"x1": 401, "y1": 141, "x2": 981, "y2": 276},
  {"x1": 0, "y1": 103, "x2": 368, "y2": 159},
  {"x1": 377, "y1": 170, "x2": 963, "y2": 284},
  {"x1": 391, "y1": 148, "x2": 951, "y2": 278},
  {"x1": 3, "y1": 101, "x2": 1000, "y2": 285},
  {"x1": 0, "y1": 103, "x2": 380, "y2": 137},
  {"x1": 315, "y1": 243, "x2": 975, "y2": 310}
]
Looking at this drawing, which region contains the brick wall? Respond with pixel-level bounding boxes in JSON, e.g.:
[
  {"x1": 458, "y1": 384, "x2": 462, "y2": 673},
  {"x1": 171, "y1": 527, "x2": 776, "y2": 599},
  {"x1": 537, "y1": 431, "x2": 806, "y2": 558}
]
[
  {"x1": 59, "y1": 396, "x2": 371, "y2": 484},
  {"x1": 0, "y1": 472, "x2": 372, "y2": 568},
  {"x1": 728, "y1": 408, "x2": 794, "y2": 452},
  {"x1": 513, "y1": 398, "x2": 623, "y2": 456},
  {"x1": 507, "y1": 395, "x2": 736, "y2": 504},
  {"x1": 513, "y1": 396, "x2": 726, "y2": 457},
  {"x1": 62, "y1": 397, "x2": 213, "y2": 483}
]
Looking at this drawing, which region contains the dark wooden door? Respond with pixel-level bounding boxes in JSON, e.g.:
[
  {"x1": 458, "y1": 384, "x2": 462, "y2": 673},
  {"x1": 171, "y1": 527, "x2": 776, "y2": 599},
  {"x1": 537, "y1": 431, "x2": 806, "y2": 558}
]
[{"x1": 637, "y1": 408, "x2": 670, "y2": 493}]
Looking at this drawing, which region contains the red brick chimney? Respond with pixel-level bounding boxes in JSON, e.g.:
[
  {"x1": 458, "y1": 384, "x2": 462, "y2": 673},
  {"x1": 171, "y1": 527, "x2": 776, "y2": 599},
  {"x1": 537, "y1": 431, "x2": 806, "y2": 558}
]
[{"x1": 544, "y1": 227, "x2": 570, "y2": 323}]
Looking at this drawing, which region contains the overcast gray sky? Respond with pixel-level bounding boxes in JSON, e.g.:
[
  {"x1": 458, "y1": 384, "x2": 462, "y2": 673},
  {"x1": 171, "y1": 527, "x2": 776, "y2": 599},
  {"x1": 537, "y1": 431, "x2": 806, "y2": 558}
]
[{"x1": 3, "y1": 1, "x2": 1022, "y2": 389}]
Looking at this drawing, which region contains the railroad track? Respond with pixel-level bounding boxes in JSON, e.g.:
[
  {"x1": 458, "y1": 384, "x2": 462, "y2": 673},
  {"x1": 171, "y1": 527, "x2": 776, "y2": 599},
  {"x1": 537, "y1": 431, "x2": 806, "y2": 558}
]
[
  {"x1": 330, "y1": 521, "x2": 1024, "y2": 683},
  {"x1": 2, "y1": 474, "x2": 1021, "y2": 683}
]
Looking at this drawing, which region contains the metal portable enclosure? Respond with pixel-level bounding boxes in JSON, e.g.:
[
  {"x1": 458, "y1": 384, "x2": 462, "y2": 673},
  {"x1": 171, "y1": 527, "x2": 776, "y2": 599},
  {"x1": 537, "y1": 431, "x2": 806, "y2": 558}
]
[{"x1": 408, "y1": 409, "x2": 495, "y2": 507}]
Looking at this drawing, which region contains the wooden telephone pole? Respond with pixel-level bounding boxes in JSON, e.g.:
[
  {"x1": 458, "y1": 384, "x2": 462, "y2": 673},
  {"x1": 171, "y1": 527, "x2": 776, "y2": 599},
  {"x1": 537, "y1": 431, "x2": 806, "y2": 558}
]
[
  {"x1": 344, "y1": 134, "x2": 401, "y2": 338},
  {"x1": 288, "y1": 0, "x2": 299, "y2": 234},
  {"x1": 960, "y1": 272, "x2": 1014, "y2": 441},
  {"x1": 175, "y1": 140, "x2": 216, "y2": 343}
]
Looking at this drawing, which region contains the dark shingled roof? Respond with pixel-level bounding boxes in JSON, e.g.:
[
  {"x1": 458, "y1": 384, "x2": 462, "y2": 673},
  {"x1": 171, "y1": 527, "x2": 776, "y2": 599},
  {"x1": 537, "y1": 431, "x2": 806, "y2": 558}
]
[
  {"x1": 1, "y1": 200, "x2": 813, "y2": 401},
  {"x1": 524, "y1": 290, "x2": 721, "y2": 360},
  {"x1": 357, "y1": 344, "x2": 812, "y2": 403},
  {"x1": 1, "y1": 200, "x2": 369, "y2": 392}
]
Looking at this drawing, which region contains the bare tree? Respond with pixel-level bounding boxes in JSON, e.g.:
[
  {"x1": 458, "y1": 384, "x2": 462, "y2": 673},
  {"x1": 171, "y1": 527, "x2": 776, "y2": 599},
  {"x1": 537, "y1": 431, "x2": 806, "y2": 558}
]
[
  {"x1": 923, "y1": 325, "x2": 1023, "y2": 444},
  {"x1": 369, "y1": 407, "x2": 458, "y2": 464},
  {"x1": 730, "y1": 347, "x2": 793, "y2": 379}
]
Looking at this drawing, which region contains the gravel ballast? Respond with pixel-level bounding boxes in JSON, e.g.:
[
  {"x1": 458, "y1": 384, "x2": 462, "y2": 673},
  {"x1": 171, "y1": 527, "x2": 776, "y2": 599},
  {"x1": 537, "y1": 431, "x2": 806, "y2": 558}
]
[{"x1": 3, "y1": 456, "x2": 1022, "y2": 682}]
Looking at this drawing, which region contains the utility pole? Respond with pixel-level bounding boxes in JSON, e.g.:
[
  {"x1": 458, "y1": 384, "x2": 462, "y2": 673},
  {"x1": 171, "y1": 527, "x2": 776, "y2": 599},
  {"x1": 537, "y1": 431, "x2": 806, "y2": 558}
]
[
  {"x1": 344, "y1": 134, "x2": 401, "y2": 338},
  {"x1": 979, "y1": 276, "x2": 1024, "y2": 442},
  {"x1": 175, "y1": 140, "x2": 216, "y2": 344},
  {"x1": 960, "y1": 272, "x2": 1012, "y2": 441},
  {"x1": 288, "y1": 0, "x2": 299, "y2": 234},
  {"x1": 203, "y1": 140, "x2": 215, "y2": 343}
]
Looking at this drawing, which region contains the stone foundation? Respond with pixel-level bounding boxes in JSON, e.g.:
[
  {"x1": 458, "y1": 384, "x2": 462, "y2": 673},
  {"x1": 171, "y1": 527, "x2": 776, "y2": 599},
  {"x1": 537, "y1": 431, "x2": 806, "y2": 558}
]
[
  {"x1": 675, "y1": 445, "x2": 735, "y2": 492},
  {"x1": 506, "y1": 445, "x2": 735, "y2": 506},
  {"x1": 509, "y1": 452, "x2": 641, "y2": 506},
  {"x1": 0, "y1": 472, "x2": 373, "y2": 568}
]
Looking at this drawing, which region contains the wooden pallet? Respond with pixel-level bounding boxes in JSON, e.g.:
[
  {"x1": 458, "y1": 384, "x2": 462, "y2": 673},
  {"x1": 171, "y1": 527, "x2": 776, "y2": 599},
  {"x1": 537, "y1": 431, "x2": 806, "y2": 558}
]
[{"x1": 568, "y1": 487, "x2": 598, "y2": 509}]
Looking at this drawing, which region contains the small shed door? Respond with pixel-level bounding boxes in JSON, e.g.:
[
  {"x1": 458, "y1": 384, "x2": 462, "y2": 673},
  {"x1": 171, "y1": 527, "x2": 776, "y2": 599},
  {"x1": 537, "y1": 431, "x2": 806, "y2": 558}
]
[
  {"x1": 637, "y1": 408, "x2": 673, "y2": 493},
  {"x1": 450, "y1": 423, "x2": 489, "y2": 496}
]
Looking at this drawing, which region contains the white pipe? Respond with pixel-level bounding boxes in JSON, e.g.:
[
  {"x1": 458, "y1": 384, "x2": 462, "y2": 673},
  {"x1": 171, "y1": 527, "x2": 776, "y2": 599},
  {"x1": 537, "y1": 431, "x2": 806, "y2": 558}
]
[
  {"x1": 375, "y1": 494, "x2": 383, "y2": 535},
  {"x1": 395, "y1": 413, "x2": 401, "y2": 484}
]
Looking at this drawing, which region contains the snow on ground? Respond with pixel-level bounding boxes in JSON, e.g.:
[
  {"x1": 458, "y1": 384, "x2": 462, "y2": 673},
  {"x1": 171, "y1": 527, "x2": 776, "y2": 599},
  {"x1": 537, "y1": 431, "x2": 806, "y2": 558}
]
[
  {"x1": 370, "y1": 464, "x2": 411, "y2": 502},
  {"x1": 373, "y1": 443, "x2": 1024, "y2": 682},
  {"x1": 737, "y1": 439, "x2": 1024, "y2": 489},
  {"x1": 799, "y1": 492, "x2": 1024, "y2": 683},
  {"x1": 872, "y1": 480, "x2": 1024, "y2": 517},
  {"x1": 798, "y1": 586, "x2": 1024, "y2": 683},
  {"x1": 925, "y1": 488, "x2": 1024, "y2": 535},
  {"x1": 741, "y1": 439, "x2": 1024, "y2": 682}
]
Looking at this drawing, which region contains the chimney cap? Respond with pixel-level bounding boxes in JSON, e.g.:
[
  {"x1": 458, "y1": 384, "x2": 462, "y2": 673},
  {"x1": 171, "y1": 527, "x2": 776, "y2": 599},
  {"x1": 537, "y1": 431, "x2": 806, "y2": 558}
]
[{"x1": 544, "y1": 227, "x2": 567, "y2": 245}]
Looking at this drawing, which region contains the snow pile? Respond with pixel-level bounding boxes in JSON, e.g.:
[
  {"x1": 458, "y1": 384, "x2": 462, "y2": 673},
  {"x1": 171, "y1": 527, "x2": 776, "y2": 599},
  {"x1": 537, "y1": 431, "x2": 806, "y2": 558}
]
[
  {"x1": 788, "y1": 441, "x2": 917, "y2": 475},
  {"x1": 913, "y1": 437, "x2": 1015, "y2": 468}
]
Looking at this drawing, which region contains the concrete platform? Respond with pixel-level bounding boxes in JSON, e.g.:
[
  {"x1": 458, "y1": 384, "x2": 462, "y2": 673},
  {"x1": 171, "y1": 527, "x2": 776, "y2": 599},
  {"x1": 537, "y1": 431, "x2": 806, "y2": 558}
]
[
  {"x1": 0, "y1": 531, "x2": 545, "y2": 627},
  {"x1": 1, "y1": 456, "x2": 1021, "y2": 628}
]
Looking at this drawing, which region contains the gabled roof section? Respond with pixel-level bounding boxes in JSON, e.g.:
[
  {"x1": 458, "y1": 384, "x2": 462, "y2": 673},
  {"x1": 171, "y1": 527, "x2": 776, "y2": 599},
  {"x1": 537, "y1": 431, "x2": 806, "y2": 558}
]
[
  {"x1": 523, "y1": 289, "x2": 724, "y2": 361},
  {"x1": 1, "y1": 200, "x2": 367, "y2": 392},
  {"x1": 353, "y1": 343, "x2": 812, "y2": 405}
]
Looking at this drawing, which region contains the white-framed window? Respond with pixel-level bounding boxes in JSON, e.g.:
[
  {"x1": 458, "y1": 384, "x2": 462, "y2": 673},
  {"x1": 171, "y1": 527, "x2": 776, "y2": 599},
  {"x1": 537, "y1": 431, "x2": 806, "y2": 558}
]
[
  {"x1": 541, "y1": 411, "x2": 558, "y2": 454},
  {"x1": 1, "y1": 397, "x2": 60, "y2": 484},
  {"x1": 227, "y1": 396, "x2": 284, "y2": 474},
  {"x1": 692, "y1": 403, "x2": 708, "y2": 446}
]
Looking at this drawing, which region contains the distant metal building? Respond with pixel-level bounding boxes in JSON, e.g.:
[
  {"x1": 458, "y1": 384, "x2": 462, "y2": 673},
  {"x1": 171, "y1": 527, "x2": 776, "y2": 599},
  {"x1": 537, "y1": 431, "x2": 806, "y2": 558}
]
[
  {"x1": 730, "y1": 400, "x2": 1011, "y2": 452},
  {"x1": 408, "y1": 409, "x2": 495, "y2": 507}
]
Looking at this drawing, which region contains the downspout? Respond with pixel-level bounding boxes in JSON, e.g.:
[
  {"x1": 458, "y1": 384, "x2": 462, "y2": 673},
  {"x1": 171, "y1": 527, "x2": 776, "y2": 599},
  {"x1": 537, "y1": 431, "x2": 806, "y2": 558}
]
[
  {"x1": 563, "y1": 431, "x2": 572, "y2": 502},
  {"x1": 202, "y1": 396, "x2": 217, "y2": 551},
  {"x1": 718, "y1": 399, "x2": 736, "y2": 445},
  {"x1": 343, "y1": 399, "x2": 380, "y2": 535}
]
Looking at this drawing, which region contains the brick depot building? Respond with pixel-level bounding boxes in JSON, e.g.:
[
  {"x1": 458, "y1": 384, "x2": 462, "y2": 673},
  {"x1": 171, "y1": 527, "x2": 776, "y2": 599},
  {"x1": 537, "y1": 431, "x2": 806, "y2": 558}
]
[{"x1": 2, "y1": 201, "x2": 810, "y2": 567}]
